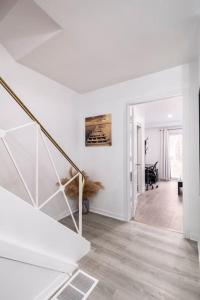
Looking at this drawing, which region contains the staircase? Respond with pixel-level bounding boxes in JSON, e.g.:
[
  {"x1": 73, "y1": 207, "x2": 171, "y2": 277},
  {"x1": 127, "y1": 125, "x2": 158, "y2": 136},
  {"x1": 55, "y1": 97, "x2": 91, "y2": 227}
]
[{"x1": 0, "y1": 77, "x2": 96, "y2": 299}]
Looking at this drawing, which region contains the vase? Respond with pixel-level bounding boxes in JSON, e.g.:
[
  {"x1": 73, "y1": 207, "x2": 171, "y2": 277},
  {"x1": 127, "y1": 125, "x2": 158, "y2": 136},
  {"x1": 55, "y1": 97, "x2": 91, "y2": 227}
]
[{"x1": 82, "y1": 199, "x2": 89, "y2": 214}]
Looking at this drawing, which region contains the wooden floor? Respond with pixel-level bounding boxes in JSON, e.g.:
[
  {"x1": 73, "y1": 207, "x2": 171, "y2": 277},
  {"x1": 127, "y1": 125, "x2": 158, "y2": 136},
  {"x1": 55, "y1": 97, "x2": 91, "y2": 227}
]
[
  {"x1": 61, "y1": 212, "x2": 200, "y2": 300},
  {"x1": 135, "y1": 181, "x2": 183, "y2": 231}
]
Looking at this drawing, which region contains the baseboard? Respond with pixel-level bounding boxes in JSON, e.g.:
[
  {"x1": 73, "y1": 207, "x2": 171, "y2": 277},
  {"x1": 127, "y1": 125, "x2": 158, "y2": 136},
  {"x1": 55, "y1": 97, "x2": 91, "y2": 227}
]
[
  {"x1": 133, "y1": 196, "x2": 138, "y2": 217},
  {"x1": 54, "y1": 209, "x2": 78, "y2": 221},
  {"x1": 89, "y1": 207, "x2": 125, "y2": 221},
  {"x1": 183, "y1": 231, "x2": 199, "y2": 242},
  {"x1": 184, "y1": 232, "x2": 200, "y2": 264}
]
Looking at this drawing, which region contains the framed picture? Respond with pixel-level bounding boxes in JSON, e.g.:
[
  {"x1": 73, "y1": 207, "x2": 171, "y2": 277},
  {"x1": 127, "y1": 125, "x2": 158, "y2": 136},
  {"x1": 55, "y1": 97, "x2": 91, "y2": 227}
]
[{"x1": 85, "y1": 114, "x2": 112, "y2": 146}]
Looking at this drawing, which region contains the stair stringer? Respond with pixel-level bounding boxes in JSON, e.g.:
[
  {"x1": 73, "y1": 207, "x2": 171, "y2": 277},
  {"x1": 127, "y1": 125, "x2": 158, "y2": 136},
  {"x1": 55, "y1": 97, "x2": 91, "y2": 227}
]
[{"x1": 0, "y1": 186, "x2": 90, "y2": 274}]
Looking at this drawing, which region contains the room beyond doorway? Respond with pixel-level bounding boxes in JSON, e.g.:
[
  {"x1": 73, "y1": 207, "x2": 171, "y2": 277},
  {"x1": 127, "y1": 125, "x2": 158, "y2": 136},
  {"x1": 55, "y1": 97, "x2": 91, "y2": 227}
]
[
  {"x1": 135, "y1": 181, "x2": 183, "y2": 231},
  {"x1": 128, "y1": 96, "x2": 183, "y2": 232}
]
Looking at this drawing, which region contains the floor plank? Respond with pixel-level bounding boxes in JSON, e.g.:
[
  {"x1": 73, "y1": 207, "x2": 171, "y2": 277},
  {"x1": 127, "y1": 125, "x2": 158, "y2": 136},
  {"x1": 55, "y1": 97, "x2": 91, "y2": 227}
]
[
  {"x1": 135, "y1": 181, "x2": 183, "y2": 231},
  {"x1": 61, "y1": 212, "x2": 200, "y2": 300}
]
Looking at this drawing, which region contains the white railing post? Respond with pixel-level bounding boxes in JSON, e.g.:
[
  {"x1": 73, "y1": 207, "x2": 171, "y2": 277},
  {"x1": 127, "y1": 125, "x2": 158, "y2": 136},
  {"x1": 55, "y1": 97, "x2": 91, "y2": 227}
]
[
  {"x1": 35, "y1": 124, "x2": 39, "y2": 208},
  {"x1": 79, "y1": 173, "x2": 83, "y2": 236}
]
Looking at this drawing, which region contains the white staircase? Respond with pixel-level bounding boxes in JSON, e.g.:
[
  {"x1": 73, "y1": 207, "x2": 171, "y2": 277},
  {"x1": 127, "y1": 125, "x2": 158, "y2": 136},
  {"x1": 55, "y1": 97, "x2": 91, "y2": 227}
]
[
  {"x1": 0, "y1": 77, "x2": 96, "y2": 299},
  {"x1": 0, "y1": 187, "x2": 90, "y2": 272},
  {"x1": 0, "y1": 187, "x2": 90, "y2": 300},
  {"x1": 0, "y1": 257, "x2": 69, "y2": 300}
]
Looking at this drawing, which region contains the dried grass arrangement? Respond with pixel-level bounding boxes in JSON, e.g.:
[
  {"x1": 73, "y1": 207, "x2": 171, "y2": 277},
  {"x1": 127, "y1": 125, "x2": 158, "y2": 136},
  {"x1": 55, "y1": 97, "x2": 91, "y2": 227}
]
[{"x1": 61, "y1": 168, "x2": 104, "y2": 213}]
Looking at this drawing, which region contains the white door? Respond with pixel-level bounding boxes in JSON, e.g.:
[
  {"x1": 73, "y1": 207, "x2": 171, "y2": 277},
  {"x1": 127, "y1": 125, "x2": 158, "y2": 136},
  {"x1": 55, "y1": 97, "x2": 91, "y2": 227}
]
[
  {"x1": 128, "y1": 106, "x2": 145, "y2": 219},
  {"x1": 129, "y1": 106, "x2": 134, "y2": 219}
]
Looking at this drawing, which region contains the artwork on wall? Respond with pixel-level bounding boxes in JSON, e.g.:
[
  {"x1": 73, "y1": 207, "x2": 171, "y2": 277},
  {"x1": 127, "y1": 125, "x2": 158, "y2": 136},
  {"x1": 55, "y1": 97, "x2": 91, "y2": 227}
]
[{"x1": 85, "y1": 114, "x2": 112, "y2": 146}]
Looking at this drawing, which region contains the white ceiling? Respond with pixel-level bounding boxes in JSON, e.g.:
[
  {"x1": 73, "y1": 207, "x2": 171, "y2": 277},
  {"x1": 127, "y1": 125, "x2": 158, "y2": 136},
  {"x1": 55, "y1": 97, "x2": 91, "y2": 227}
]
[
  {"x1": 0, "y1": 0, "x2": 200, "y2": 93},
  {"x1": 0, "y1": 0, "x2": 18, "y2": 22},
  {"x1": 0, "y1": 0, "x2": 61, "y2": 60},
  {"x1": 135, "y1": 96, "x2": 183, "y2": 128}
]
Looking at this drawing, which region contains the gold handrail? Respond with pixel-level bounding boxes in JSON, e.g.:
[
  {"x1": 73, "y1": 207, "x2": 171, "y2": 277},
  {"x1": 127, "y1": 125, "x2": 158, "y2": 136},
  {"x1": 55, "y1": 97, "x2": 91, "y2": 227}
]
[{"x1": 0, "y1": 76, "x2": 84, "y2": 178}]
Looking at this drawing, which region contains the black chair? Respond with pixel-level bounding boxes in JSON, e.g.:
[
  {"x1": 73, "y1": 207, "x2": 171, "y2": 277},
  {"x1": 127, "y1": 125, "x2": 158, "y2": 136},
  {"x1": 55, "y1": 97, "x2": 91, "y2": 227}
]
[{"x1": 145, "y1": 162, "x2": 159, "y2": 190}]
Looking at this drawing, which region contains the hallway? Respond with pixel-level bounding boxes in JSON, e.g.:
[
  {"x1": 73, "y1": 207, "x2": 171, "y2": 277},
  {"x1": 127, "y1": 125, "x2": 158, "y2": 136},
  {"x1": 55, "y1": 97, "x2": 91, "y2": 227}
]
[
  {"x1": 61, "y1": 213, "x2": 200, "y2": 300},
  {"x1": 135, "y1": 181, "x2": 183, "y2": 231}
]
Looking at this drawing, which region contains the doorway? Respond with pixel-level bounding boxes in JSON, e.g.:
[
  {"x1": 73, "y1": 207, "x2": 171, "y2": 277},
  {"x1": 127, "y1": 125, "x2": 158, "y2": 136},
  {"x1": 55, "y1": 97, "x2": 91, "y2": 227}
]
[{"x1": 127, "y1": 96, "x2": 183, "y2": 232}]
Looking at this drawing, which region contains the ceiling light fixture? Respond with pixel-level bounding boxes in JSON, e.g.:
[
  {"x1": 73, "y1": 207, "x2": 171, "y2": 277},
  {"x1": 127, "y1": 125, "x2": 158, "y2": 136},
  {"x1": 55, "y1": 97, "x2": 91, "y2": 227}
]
[{"x1": 168, "y1": 114, "x2": 173, "y2": 118}]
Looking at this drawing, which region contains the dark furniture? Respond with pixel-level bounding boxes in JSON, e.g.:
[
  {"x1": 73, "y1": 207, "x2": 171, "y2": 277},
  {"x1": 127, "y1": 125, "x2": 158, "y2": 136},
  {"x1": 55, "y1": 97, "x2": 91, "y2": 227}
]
[
  {"x1": 145, "y1": 162, "x2": 159, "y2": 191},
  {"x1": 178, "y1": 180, "x2": 183, "y2": 195}
]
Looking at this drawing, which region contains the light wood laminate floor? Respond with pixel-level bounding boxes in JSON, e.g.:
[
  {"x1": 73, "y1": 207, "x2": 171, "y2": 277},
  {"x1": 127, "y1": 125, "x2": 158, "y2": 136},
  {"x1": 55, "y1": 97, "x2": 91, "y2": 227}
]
[
  {"x1": 61, "y1": 212, "x2": 200, "y2": 300},
  {"x1": 135, "y1": 181, "x2": 183, "y2": 231}
]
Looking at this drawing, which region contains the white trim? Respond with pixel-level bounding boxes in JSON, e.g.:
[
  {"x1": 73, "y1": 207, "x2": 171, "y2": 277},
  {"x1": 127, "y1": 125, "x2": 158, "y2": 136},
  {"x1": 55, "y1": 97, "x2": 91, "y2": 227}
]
[
  {"x1": 54, "y1": 210, "x2": 71, "y2": 222},
  {"x1": 198, "y1": 242, "x2": 200, "y2": 265},
  {"x1": 183, "y1": 231, "x2": 200, "y2": 242},
  {"x1": 89, "y1": 207, "x2": 125, "y2": 222},
  {"x1": 54, "y1": 208, "x2": 78, "y2": 222},
  {"x1": 126, "y1": 104, "x2": 131, "y2": 221},
  {"x1": 0, "y1": 238, "x2": 77, "y2": 274}
]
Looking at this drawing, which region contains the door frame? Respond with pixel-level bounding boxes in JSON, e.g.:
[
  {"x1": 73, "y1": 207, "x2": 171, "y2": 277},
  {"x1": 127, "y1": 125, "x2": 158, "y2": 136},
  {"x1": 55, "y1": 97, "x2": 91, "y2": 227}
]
[
  {"x1": 135, "y1": 122, "x2": 145, "y2": 196},
  {"x1": 128, "y1": 114, "x2": 145, "y2": 220},
  {"x1": 126, "y1": 94, "x2": 183, "y2": 222}
]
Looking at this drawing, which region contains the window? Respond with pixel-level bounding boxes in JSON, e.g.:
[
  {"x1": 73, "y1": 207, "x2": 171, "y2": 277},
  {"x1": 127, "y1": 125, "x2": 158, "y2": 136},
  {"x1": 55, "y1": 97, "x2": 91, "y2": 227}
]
[{"x1": 169, "y1": 131, "x2": 183, "y2": 179}]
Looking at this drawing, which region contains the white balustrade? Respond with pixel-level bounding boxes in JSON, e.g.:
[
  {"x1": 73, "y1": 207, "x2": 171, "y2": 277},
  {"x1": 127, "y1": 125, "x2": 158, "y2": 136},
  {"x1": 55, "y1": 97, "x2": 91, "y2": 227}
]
[{"x1": 0, "y1": 122, "x2": 82, "y2": 235}]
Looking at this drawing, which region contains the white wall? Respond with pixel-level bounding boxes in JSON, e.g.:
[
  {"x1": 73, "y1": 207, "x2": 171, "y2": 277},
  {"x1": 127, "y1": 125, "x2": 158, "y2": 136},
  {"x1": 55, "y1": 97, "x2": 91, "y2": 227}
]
[
  {"x1": 1, "y1": 43, "x2": 199, "y2": 243},
  {"x1": 79, "y1": 63, "x2": 200, "y2": 242},
  {"x1": 0, "y1": 45, "x2": 80, "y2": 220},
  {"x1": 79, "y1": 65, "x2": 184, "y2": 221}
]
